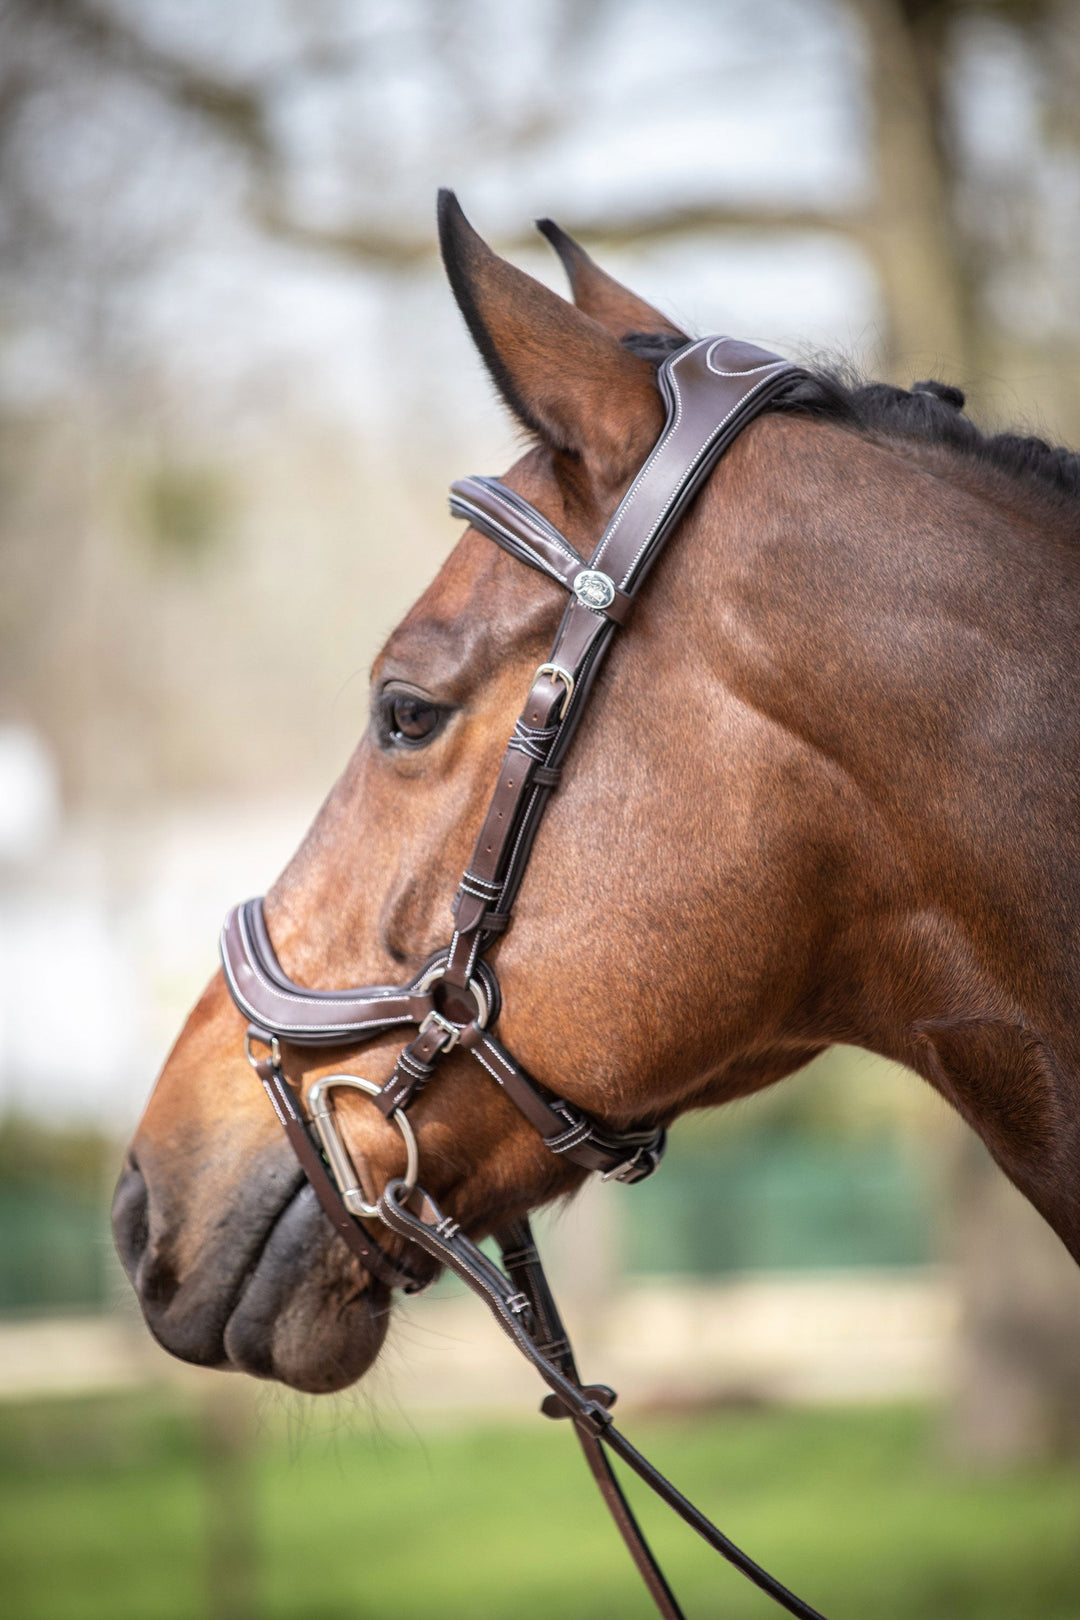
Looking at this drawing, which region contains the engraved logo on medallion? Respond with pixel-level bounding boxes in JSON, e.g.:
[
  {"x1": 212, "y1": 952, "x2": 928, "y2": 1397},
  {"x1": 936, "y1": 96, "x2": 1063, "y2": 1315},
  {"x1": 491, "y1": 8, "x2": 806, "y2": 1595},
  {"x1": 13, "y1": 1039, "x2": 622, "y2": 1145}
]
[{"x1": 573, "y1": 569, "x2": 616, "y2": 611}]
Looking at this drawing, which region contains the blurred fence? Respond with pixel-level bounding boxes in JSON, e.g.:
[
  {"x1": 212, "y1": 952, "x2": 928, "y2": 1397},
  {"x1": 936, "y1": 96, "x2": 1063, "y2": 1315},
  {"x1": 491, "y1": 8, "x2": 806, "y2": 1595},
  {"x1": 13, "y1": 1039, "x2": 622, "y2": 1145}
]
[{"x1": 0, "y1": 1080, "x2": 935, "y2": 1317}]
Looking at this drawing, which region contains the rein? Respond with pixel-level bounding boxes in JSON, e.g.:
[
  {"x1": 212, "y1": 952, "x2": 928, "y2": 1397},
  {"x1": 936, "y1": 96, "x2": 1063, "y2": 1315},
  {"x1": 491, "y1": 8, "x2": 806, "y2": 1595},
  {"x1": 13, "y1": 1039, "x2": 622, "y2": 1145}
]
[{"x1": 220, "y1": 336, "x2": 826, "y2": 1620}]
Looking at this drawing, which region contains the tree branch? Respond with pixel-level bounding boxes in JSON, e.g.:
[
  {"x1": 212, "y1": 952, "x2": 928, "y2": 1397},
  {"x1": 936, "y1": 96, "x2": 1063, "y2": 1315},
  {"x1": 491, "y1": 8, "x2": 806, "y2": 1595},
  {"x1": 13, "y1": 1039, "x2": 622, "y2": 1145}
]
[
  {"x1": 23, "y1": 0, "x2": 866, "y2": 271},
  {"x1": 258, "y1": 200, "x2": 865, "y2": 271}
]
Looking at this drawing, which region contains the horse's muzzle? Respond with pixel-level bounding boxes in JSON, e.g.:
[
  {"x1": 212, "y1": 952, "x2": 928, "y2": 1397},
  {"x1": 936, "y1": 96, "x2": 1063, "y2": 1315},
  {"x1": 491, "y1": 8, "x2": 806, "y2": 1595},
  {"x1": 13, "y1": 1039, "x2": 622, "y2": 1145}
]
[{"x1": 112, "y1": 1152, "x2": 392, "y2": 1393}]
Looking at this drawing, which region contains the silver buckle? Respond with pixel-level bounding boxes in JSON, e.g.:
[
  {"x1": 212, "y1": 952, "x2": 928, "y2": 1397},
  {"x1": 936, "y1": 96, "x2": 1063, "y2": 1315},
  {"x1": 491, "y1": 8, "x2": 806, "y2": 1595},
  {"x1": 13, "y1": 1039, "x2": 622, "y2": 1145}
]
[
  {"x1": 418, "y1": 1007, "x2": 463, "y2": 1051},
  {"x1": 602, "y1": 1144, "x2": 656, "y2": 1185},
  {"x1": 533, "y1": 663, "x2": 575, "y2": 718}
]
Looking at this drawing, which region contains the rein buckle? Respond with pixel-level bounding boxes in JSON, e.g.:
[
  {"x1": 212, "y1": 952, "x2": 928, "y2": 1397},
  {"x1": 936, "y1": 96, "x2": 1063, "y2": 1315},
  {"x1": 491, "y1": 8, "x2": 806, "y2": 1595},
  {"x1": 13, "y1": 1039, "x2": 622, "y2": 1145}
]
[{"x1": 601, "y1": 1133, "x2": 667, "y2": 1185}]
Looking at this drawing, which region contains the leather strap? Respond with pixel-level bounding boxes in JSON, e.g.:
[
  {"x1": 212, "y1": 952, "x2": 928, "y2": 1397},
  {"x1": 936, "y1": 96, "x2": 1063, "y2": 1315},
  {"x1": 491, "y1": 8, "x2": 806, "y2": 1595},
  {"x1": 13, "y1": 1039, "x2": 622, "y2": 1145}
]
[
  {"x1": 225, "y1": 898, "x2": 663, "y2": 1179},
  {"x1": 450, "y1": 476, "x2": 634, "y2": 623},
  {"x1": 222, "y1": 900, "x2": 436, "y2": 1044},
  {"x1": 379, "y1": 1181, "x2": 827, "y2": 1619},
  {"x1": 447, "y1": 338, "x2": 798, "y2": 946},
  {"x1": 462, "y1": 1026, "x2": 665, "y2": 1182},
  {"x1": 251, "y1": 1051, "x2": 428, "y2": 1291},
  {"x1": 497, "y1": 1218, "x2": 684, "y2": 1620}
]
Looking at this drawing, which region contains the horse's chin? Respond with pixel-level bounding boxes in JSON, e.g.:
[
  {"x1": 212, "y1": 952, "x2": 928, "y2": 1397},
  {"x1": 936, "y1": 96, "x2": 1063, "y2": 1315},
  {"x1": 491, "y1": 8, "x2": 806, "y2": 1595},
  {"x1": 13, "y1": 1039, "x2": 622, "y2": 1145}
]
[
  {"x1": 113, "y1": 1161, "x2": 391, "y2": 1395},
  {"x1": 220, "y1": 1183, "x2": 393, "y2": 1393}
]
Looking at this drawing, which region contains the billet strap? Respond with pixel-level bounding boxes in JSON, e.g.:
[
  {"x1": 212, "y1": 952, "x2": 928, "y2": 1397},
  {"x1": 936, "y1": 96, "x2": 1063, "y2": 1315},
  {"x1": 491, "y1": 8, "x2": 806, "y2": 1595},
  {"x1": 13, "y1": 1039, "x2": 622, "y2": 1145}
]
[{"x1": 379, "y1": 1181, "x2": 827, "y2": 1620}]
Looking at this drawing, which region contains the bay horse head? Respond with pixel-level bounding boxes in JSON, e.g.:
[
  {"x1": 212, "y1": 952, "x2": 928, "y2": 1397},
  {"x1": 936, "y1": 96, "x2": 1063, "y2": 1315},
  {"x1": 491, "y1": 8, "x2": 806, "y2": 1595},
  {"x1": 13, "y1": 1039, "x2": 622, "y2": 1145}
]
[{"x1": 114, "y1": 192, "x2": 1080, "y2": 1400}]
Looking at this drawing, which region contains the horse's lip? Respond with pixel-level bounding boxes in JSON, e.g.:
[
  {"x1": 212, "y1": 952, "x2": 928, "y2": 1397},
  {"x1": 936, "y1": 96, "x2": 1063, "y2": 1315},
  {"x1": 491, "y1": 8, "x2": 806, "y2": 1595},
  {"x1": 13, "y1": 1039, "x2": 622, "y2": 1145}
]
[
  {"x1": 120, "y1": 1143, "x2": 404, "y2": 1390},
  {"x1": 218, "y1": 1174, "x2": 312, "y2": 1346},
  {"x1": 221, "y1": 1177, "x2": 394, "y2": 1390},
  {"x1": 124, "y1": 1155, "x2": 309, "y2": 1371}
]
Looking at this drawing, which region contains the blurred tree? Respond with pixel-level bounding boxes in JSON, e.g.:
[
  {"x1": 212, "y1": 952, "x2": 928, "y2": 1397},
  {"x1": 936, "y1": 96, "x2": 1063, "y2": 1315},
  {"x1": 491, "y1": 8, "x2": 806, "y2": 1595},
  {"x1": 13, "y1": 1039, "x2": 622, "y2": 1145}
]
[
  {"x1": 5, "y1": 0, "x2": 1075, "y2": 416},
  {"x1": 857, "y1": 0, "x2": 1080, "y2": 1467}
]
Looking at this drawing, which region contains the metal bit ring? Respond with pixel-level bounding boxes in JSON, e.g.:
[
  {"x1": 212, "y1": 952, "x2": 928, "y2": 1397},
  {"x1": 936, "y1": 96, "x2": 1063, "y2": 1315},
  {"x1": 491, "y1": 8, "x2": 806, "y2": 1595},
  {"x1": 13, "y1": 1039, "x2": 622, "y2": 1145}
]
[{"x1": 307, "y1": 1075, "x2": 419, "y2": 1221}]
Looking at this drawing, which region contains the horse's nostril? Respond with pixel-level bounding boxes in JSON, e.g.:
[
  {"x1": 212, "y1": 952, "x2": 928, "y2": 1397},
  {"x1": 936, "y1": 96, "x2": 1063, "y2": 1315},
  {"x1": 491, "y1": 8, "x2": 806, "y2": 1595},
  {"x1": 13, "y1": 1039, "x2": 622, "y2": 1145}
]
[{"x1": 110, "y1": 1156, "x2": 149, "y2": 1281}]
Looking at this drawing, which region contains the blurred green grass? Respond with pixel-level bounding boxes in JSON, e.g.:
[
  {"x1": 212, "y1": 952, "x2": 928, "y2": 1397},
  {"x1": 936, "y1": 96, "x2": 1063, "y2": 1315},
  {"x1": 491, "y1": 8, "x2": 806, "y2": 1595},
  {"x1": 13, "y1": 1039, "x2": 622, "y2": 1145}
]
[{"x1": 1, "y1": 1392, "x2": 1079, "y2": 1619}]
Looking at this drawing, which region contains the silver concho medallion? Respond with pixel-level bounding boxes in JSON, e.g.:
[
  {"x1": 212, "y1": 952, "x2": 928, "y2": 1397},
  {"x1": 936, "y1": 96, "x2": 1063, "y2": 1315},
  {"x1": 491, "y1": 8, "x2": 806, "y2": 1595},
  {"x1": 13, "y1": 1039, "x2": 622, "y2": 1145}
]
[{"x1": 573, "y1": 569, "x2": 616, "y2": 612}]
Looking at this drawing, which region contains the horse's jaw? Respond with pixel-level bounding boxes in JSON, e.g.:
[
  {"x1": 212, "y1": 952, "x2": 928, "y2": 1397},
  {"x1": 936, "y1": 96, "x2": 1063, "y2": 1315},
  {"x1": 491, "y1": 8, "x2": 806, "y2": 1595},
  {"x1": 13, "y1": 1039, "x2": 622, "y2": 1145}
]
[{"x1": 112, "y1": 1149, "x2": 392, "y2": 1394}]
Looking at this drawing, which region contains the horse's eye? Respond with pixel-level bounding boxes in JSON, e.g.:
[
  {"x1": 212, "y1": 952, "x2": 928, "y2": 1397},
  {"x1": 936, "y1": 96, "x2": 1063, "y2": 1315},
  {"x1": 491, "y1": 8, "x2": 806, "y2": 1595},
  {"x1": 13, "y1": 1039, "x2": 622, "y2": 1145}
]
[{"x1": 387, "y1": 692, "x2": 441, "y2": 745}]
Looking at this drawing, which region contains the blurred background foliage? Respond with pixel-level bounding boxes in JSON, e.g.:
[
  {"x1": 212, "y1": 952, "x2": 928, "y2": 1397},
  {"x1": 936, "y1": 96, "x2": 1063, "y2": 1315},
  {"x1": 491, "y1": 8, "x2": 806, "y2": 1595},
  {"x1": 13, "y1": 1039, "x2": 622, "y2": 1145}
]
[
  {"x1": 0, "y1": 1114, "x2": 111, "y2": 1311},
  {"x1": 5, "y1": 1395, "x2": 1080, "y2": 1620},
  {"x1": 1, "y1": 0, "x2": 1080, "y2": 1614}
]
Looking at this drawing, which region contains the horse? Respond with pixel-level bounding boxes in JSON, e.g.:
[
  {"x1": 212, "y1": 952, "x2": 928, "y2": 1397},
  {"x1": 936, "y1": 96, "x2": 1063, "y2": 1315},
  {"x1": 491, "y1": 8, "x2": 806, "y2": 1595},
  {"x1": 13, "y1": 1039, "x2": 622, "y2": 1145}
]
[{"x1": 113, "y1": 191, "x2": 1080, "y2": 1607}]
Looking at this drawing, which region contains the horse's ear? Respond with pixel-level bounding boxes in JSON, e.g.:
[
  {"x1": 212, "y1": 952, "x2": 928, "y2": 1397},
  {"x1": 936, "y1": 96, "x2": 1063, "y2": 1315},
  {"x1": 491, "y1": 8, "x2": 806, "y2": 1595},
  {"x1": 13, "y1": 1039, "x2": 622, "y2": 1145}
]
[
  {"x1": 438, "y1": 190, "x2": 665, "y2": 488},
  {"x1": 535, "y1": 219, "x2": 687, "y2": 343}
]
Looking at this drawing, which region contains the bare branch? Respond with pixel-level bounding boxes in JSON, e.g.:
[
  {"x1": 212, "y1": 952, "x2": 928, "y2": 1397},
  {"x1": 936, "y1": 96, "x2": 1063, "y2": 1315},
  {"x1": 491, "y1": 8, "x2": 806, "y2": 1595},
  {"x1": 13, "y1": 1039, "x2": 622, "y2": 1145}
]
[
  {"x1": 257, "y1": 199, "x2": 864, "y2": 271},
  {"x1": 15, "y1": 0, "x2": 866, "y2": 273}
]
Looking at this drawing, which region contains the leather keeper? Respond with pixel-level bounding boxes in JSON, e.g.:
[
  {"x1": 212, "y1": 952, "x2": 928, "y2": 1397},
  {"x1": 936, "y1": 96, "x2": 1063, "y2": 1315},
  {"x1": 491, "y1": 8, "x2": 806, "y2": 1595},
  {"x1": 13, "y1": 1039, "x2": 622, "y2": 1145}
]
[
  {"x1": 541, "y1": 1383, "x2": 617, "y2": 1421},
  {"x1": 374, "y1": 1065, "x2": 424, "y2": 1115},
  {"x1": 453, "y1": 890, "x2": 488, "y2": 935}
]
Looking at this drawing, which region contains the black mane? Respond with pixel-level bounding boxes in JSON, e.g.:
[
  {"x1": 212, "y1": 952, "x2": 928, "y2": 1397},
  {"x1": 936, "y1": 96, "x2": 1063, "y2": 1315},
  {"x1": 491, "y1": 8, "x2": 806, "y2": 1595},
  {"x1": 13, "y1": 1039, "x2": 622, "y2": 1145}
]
[{"x1": 622, "y1": 331, "x2": 1080, "y2": 511}]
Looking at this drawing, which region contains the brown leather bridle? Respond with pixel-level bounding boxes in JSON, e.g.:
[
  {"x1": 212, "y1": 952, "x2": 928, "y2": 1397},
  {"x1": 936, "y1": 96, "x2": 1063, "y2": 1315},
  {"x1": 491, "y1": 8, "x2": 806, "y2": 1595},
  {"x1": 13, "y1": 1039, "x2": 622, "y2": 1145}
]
[{"x1": 220, "y1": 337, "x2": 827, "y2": 1619}]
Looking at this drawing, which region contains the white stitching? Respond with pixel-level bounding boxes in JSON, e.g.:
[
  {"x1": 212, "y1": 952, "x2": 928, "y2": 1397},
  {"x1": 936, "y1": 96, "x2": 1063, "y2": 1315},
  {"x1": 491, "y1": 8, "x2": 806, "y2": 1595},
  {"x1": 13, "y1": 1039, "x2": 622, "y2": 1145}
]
[
  {"x1": 590, "y1": 339, "x2": 787, "y2": 586},
  {"x1": 261, "y1": 1081, "x2": 290, "y2": 1129},
  {"x1": 477, "y1": 478, "x2": 581, "y2": 563},
  {"x1": 617, "y1": 364, "x2": 788, "y2": 588},
  {"x1": 457, "y1": 479, "x2": 581, "y2": 568},
  {"x1": 225, "y1": 911, "x2": 418, "y2": 1034},
  {"x1": 454, "y1": 502, "x2": 568, "y2": 583},
  {"x1": 591, "y1": 340, "x2": 694, "y2": 570},
  {"x1": 234, "y1": 908, "x2": 409, "y2": 1011},
  {"x1": 497, "y1": 784, "x2": 545, "y2": 908},
  {"x1": 470, "y1": 1045, "x2": 507, "y2": 1087}
]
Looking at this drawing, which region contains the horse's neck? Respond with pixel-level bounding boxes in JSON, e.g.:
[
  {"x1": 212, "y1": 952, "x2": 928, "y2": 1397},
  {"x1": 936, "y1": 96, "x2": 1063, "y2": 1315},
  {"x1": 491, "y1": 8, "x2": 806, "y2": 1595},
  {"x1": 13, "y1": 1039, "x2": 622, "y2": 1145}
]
[
  {"x1": 724, "y1": 421, "x2": 1080, "y2": 1003},
  {"x1": 695, "y1": 420, "x2": 1080, "y2": 1257}
]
